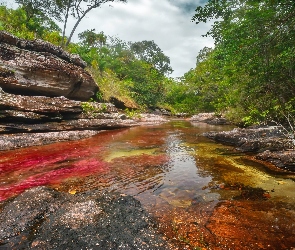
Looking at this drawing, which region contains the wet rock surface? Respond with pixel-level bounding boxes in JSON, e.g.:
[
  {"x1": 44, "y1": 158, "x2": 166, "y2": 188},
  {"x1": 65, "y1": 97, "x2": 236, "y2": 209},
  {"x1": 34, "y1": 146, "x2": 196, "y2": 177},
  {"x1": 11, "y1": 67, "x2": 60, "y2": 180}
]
[
  {"x1": 205, "y1": 200, "x2": 295, "y2": 249},
  {"x1": 0, "y1": 187, "x2": 169, "y2": 250},
  {"x1": 204, "y1": 126, "x2": 295, "y2": 172},
  {"x1": 154, "y1": 189, "x2": 295, "y2": 250},
  {"x1": 256, "y1": 150, "x2": 295, "y2": 172}
]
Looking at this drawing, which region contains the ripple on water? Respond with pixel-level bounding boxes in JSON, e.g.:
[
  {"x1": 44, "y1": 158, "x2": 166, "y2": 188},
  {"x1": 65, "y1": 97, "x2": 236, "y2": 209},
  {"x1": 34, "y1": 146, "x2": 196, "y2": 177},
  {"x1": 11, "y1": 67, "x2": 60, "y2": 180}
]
[{"x1": 1, "y1": 121, "x2": 295, "y2": 249}]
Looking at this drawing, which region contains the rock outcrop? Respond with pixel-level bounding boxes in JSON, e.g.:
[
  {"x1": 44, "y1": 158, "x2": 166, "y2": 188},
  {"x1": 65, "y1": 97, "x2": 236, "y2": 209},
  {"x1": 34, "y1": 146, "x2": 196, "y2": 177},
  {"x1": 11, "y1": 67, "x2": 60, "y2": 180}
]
[
  {"x1": 0, "y1": 31, "x2": 97, "y2": 101},
  {"x1": 204, "y1": 126, "x2": 295, "y2": 172},
  {"x1": 0, "y1": 187, "x2": 169, "y2": 249},
  {"x1": 0, "y1": 88, "x2": 137, "y2": 150},
  {"x1": 190, "y1": 112, "x2": 229, "y2": 125},
  {"x1": 0, "y1": 32, "x2": 143, "y2": 150}
]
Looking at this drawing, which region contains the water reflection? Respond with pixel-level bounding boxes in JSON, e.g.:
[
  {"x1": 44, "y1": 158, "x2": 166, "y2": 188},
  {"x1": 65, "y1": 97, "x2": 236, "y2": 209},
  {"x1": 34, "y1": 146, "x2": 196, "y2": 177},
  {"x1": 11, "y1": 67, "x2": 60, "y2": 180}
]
[{"x1": 1, "y1": 121, "x2": 295, "y2": 249}]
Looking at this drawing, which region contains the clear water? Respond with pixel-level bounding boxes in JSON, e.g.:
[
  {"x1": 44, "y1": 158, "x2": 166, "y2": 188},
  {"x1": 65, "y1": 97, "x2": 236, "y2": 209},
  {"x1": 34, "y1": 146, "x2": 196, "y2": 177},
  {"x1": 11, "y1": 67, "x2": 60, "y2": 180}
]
[{"x1": 1, "y1": 121, "x2": 295, "y2": 249}]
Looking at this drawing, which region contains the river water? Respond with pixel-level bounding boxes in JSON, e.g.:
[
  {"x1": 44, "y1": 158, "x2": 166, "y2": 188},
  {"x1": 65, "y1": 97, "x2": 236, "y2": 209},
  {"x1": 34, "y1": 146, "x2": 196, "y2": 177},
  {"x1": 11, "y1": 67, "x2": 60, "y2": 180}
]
[{"x1": 0, "y1": 120, "x2": 295, "y2": 249}]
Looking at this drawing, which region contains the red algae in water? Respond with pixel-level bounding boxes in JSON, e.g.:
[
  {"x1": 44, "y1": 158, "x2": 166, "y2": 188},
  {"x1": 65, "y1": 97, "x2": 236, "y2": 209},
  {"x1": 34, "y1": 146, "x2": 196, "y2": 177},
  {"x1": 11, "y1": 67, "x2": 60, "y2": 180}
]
[
  {"x1": 0, "y1": 158, "x2": 108, "y2": 201},
  {"x1": 0, "y1": 135, "x2": 113, "y2": 201},
  {"x1": 0, "y1": 129, "x2": 133, "y2": 201}
]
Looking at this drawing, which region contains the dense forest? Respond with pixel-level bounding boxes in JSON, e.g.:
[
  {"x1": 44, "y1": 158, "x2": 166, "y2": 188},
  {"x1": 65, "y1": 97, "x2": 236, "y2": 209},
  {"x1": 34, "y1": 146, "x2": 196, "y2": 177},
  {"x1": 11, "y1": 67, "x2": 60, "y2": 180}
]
[{"x1": 1, "y1": 0, "x2": 295, "y2": 126}]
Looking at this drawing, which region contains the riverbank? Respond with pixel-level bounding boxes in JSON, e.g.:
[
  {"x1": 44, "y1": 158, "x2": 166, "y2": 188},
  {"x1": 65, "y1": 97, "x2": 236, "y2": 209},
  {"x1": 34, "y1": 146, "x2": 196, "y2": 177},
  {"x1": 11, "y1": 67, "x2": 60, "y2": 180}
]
[
  {"x1": 204, "y1": 125, "x2": 295, "y2": 173},
  {"x1": 0, "y1": 113, "x2": 168, "y2": 151}
]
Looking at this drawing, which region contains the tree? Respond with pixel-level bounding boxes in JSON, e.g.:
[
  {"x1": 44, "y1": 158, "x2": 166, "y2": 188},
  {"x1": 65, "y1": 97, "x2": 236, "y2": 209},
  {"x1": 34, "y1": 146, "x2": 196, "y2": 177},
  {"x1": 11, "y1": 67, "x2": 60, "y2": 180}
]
[
  {"x1": 192, "y1": 0, "x2": 295, "y2": 124},
  {"x1": 16, "y1": 0, "x2": 127, "y2": 47},
  {"x1": 0, "y1": 5, "x2": 61, "y2": 40},
  {"x1": 14, "y1": 0, "x2": 65, "y2": 23},
  {"x1": 78, "y1": 29, "x2": 107, "y2": 48},
  {"x1": 130, "y1": 40, "x2": 173, "y2": 76}
]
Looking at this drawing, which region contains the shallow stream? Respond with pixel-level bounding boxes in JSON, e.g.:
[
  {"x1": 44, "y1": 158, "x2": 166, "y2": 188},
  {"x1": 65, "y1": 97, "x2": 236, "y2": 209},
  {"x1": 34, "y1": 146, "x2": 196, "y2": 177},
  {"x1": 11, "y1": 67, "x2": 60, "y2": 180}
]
[{"x1": 1, "y1": 121, "x2": 295, "y2": 249}]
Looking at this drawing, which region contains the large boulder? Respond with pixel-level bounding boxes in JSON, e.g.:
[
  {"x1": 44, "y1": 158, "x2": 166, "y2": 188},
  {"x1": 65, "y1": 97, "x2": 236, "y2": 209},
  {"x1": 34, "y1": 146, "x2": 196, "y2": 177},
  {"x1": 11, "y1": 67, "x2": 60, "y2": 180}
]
[
  {"x1": 0, "y1": 31, "x2": 98, "y2": 101},
  {"x1": 0, "y1": 31, "x2": 87, "y2": 68}
]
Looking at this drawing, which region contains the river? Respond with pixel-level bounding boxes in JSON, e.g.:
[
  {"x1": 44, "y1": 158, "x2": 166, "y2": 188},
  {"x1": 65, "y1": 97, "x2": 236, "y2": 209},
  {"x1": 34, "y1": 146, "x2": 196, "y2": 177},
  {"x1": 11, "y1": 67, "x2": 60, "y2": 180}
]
[{"x1": 1, "y1": 120, "x2": 295, "y2": 249}]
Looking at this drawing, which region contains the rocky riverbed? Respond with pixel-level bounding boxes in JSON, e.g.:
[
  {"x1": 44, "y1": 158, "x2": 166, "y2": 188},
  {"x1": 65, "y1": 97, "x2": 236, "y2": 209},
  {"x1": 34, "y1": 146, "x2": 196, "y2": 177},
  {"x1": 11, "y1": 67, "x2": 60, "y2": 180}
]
[
  {"x1": 0, "y1": 187, "x2": 171, "y2": 249},
  {"x1": 1, "y1": 30, "x2": 295, "y2": 249}
]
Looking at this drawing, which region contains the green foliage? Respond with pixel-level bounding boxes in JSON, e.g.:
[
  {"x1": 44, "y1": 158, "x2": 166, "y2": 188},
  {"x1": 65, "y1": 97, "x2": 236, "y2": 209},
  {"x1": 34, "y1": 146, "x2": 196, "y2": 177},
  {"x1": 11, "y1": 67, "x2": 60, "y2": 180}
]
[
  {"x1": 0, "y1": 3, "x2": 177, "y2": 111},
  {"x1": 124, "y1": 108, "x2": 141, "y2": 119},
  {"x1": 190, "y1": 0, "x2": 295, "y2": 125},
  {"x1": 90, "y1": 68, "x2": 138, "y2": 109},
  {"x1": 130, "y1": 40, "x2": 173, "y2": 75},
  {"x1": 81, "y1": 102, "x2": 97, "y2": 114},
  {"x1": 0, "y1": 5, "x2": 61, "y2": 42},
  {"x1": 81, "y1": 101, "x2": 107, "y2": 115},
  {"x1": 75, "y1": 30, "x2": 172, "y2": 109}
]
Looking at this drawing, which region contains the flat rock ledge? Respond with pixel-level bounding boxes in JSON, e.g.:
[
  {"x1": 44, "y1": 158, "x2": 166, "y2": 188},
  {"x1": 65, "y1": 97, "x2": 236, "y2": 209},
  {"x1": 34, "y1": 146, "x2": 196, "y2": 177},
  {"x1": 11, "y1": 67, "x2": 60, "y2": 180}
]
[
  {"x1": 0, "y1": 88, "x2": 141, "y2": 150},
  {"x1": 190, "y1": 112, "x2": 229, "y2": 125},
  {"x1": 0, "y1": 130, "x2": 102, "y2": 151},
  {"x1": 0, "y1": 187, "x2": 170, "y2": 250},
  {"x1": 204, "y1": 126, "x2": 295, "y2": 172}
]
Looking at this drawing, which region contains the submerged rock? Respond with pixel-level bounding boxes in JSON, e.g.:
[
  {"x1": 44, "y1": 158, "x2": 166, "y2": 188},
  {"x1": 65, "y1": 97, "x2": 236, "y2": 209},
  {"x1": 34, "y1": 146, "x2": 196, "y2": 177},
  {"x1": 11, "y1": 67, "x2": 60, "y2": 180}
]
[{"x1": 0, "y1": 187, "x2": 169, "y2": 249}]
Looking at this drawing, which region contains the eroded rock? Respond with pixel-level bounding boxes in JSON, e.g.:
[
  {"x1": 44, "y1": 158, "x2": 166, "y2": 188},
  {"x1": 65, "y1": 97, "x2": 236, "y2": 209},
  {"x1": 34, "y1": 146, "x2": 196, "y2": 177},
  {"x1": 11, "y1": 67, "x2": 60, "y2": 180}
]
[
  {"x1": 0, "y1": 88, "x2": 82, "y2": 115},
  {"x1": 0, "y1": 31, "x2": 86, "y2": 68},
  {"x1": 0, "y1": 32, "x2": 98, "y2": 101},
  {"x1": 256, "y1": 150, "x2": 295, "y2": 172},
  {"x1": 0, "y1": 89, "x2": 139, "y2": 149},
  {"x1": 0, "y1": 130, "x2": 102, "y2": 151},
  {"x1": 0, "y1": 187, "x2": 169, "y2": 249},
  {"x1": 204, "y1": 126, "x2": 289, "y2": 152},
  {"x1": 204, "y1": 126, "x2": 295, "y2": 172}
]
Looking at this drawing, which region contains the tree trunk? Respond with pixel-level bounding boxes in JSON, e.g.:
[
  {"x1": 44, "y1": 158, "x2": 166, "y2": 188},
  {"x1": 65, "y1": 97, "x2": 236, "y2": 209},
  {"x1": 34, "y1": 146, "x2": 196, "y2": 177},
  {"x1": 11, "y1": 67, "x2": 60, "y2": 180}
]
[
  {"x1": 61, "y1": 0, "x2": 71, "y2": 47},
  {"x1": 65, "y1": 5, "x2": 97, "y2": 47}
]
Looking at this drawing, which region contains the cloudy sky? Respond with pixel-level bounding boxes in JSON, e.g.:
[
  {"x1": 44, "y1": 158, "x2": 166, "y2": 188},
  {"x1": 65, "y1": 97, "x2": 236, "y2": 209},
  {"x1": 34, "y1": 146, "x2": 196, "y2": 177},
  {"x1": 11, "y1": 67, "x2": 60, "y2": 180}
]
[
  {"x1": 68, "y1": 0, "x2": 214, "y2": 78},
  {"x1": 5, "y1": 0, "x2": 214, "y2": 78}
]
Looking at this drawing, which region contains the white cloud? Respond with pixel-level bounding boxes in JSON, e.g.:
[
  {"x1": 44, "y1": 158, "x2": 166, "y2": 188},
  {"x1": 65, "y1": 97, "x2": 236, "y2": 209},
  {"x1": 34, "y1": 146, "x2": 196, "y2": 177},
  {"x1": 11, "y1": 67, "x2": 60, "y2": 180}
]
[
  {"x1": 66, "y1": 0, "x2": 214, "y2": 78},
  {"x1": 5, "y1": 0, "x2": 214, "y2": 77}
]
